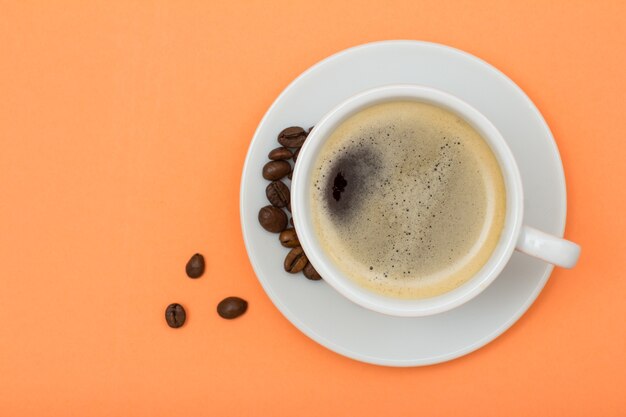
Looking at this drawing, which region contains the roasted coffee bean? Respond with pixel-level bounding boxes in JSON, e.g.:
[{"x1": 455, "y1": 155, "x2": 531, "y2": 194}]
[
  {"x1": 307, "y1": 126, "x2": 314, "y2": 134},
  {"x1": 288, "y1": 171, "x2": 292, "y2": 180},
  {"x1": 266, "y1": 181, "x2": 290, "y2": 208},
  {"x1": 303, "y1": 262, "x2": 322, "y2": 280},
  {"x1": 284, "y1": 246, "x2": 308, "y2": 273},
  {"x1": 262, "y1": 160, "x2": 291, "y2": 180},
  {"x1": 279, "y1": 228, "x2": 299, "y2": 248},
  {"x1": 278, "y1": 126, "x2": 307, "y2": 148},
  {"x1": 165, "y1": 303, "x2": 186, "y2": 328},
  {"x1": 185, "y1": 253, "x2": 205, "y2": 278},
  {"x1": 258, "y1": 205, "x2": 288, "y2": 232},
  {"x1": 293, "y1": 147, "x2": 300, "y2": 162},
  {"x1": 268, "y1": 147, "x2": 293, "y2": 161},
  {"x1": 286, "y1": 203, "x2": 291, "y2": 212},
  {"x1": 217, "y1": 296, "x2": 248, "y2": 319}
]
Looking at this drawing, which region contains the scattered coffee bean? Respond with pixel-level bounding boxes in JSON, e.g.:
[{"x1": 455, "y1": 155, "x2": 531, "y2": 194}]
[
  {"x1": 293, "y1": 147, "x2": 300, "y2": 162},
  {"x1": 258, "y1": 205, "x2": 288, "y2": 232},
  {"x1": 262, "y1": 160, "x2": 291, "y2": 180},
  {"x1": 286, "y1": 203, "x2": 291, "y2": 212},
  {"x1": 266, "y1": 181, "x2": 290, "y2": 208},
  {"x1": 284, "y1": 246, "x2": 308, "y2": 273},
  {"x1": 278, "y1": 126, "x2": 307, "y2": 148},
  {"x1": 303, "y1": 262, "x2": 322, "y2": 281},
  {"x1": 279, "y1": 228, "x2": 299, "y2": 248},
  {"x1": 165, "y1": 303, "x2": 186, "y2": 328},
  {"x1": 268, "y1": 147, "x2": 293, "y2": 161},
  {"x1": 217, "y1": 297, "x2": 248, "y2": 319},
  {"x1": 185, "y1": 253, "x2": 205, "y2": 278}
]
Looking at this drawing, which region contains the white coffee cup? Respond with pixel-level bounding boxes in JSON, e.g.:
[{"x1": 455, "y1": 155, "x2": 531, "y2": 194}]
[{"x1": 291, "y1": 85, "x2": 580, "y2": 317}]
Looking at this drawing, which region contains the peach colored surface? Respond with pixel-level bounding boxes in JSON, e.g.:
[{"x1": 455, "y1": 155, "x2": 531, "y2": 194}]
[{"x1": 1, "y1": 1, "x2": 625, "y2": 416}]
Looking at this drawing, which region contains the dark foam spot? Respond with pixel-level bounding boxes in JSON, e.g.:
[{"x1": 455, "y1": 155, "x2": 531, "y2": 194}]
[
  {"x1": 332, "y1": 172, "x2": 347, "y2": 201},
  {"x1": 322, "y1": 146, "x2": 381, "y2": 220}
]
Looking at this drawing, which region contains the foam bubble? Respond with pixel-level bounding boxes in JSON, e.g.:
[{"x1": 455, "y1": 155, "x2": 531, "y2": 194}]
[{"x1": 310, "y1": 101, "x2": 506, "y2": 299}]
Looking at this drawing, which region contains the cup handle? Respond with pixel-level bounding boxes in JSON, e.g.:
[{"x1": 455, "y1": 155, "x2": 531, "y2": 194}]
[{"x1": 515, "y1": 225, "x2": 580, "y2": 268}]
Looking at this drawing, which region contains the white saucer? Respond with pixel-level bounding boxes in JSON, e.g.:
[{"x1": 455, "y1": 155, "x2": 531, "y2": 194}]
[{"x1": 240, "y1": 41, "x2": 567, "y2": 366}]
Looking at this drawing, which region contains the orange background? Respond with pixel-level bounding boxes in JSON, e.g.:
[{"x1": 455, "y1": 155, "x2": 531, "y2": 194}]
[{"x1": 1, "y1": 1, "x2": 625, "y2": 416}]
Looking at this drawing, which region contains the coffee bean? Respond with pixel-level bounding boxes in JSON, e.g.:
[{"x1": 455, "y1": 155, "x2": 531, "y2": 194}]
[
  {"x1": 262, "y1": 160, "x2": 291, "y2": 180},
  {"x1": 185, "y1": 253, "x2": 205, "y2": 278},
  {"x1": 279, "y1": 228, "x2": 299, "y2": 248},
  {"x1": 286, "y1": 202, "x2": 291, "y2": 212},
  {"x1": 303, "y1": 262, "x2": 322, "y2": 280},
  {"x1": 165, "y1": 303, "x2": 186, "y2": 328},
  {"x1": 258, "y1": 205, "x2": 288, "y2": 232},
  {"x1": 268, "y1": 147, "x2": 293, "y2": 161},
  {"x1": 217, "y1": 297, "x2": 248, "y2": 319},
  {"x1": 307, "y1": 126, "x2": 314, "y2": 134},
  {"x1": 278, "y1": 126, "x2": 307, "y2": 148},
  {"x1": 288, "y1": 171, "x2": 292, "y2": 180},
  {"x1": 284, "y1": 246, "x2": 308, "y2": 273},
  {"x1": 293, "y1": 147, "x2": 300, "y2": 162},
  {"x1": 266, "y1": 181, "x2": 290, "y2": 208}
]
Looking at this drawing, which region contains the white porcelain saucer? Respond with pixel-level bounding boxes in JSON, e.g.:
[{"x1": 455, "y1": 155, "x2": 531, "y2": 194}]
[{"x1": 239, "y1": 41, "x2": 567, "y2": 366}]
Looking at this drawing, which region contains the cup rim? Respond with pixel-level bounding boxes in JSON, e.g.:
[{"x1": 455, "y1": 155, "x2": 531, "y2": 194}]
[{"x1": 291, "y1": 84, "x2": 524, "y2": 317}]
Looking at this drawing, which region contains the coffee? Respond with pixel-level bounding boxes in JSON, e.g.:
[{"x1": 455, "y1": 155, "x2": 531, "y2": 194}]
[
  {"x1": 310, "y1": 101, "x2": 506, "y2": 299},
  {"x1": 186, "y1": 253, "x2": 205, "y2": 279},
  {"x1": 165, "y1": 303, "x2": 186, "y2": 328},
  {"x1": 217, "y1": 297, "x2": 248, "y2": 319}
]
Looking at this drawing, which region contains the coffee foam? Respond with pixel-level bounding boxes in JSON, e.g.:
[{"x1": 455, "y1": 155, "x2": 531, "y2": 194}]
[{"x1": 310, "y1": 101, "x2": 506, "y2": 299}]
